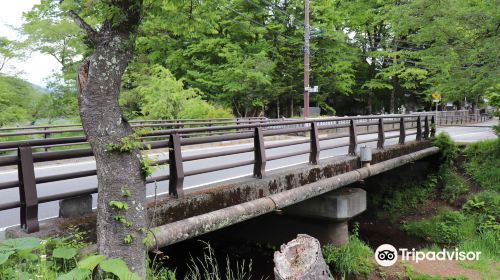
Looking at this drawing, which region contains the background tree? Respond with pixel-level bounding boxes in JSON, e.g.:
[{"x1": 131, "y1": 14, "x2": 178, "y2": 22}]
[
  {"x1": 0, "y1": 37, "x2": 24, "y2": 73},
  {"x1": 21, "y1": 0, "x2": 87, "y2": 119}
]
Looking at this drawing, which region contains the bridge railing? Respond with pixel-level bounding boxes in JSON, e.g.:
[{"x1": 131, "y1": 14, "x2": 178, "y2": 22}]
[
  {"x1": 0, "y1": 114, "x2": 436, "y2": 233},
  {"x1": 0, "y1": 117, "x2": 268, "y2": 152}
]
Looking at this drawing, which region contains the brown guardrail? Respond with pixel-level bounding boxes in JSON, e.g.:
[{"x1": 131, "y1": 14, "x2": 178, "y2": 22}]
[{"x1": 0, "y1": 114, "x2": 439, "y2": 233}]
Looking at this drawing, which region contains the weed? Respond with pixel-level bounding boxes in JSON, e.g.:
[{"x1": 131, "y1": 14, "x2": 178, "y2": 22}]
[
  {"x1": 439, "y1": 167, "x2": 469, "y2": 203},
  {"x1": 184, "y1": 241, "x2": 253, "y2": 280},
  {"x1": 322, "y1": 225, "x2": 374, "y2": 277},
  {"x1": 462, "y1": 191, "x2": 500, "y2": 232}
]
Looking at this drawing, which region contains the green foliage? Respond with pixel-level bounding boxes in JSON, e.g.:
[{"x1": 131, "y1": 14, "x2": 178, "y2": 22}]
[
  {"x1": 106, "y1": 135, "x2": 142, "y2": 153},
  {"x1": 0, "y1": 74, "x2": 43, "y2": 126},
  {"x1": 100, "y1": 258, "x2": 141, "y2": 280},
  {"x1": 432, "y1": 132, "x2": 459, "y2": 164},
  {"x1": 371, "y1": 174, "x2": 438, "y2": 220},
  {"x1": 0, "y1": 36, "x2": 24, "y2": 73},
  {"x1": 322, "y1": 226, "x2": 374, "y2": 277},
  {"x1": 464, "y1": 139, "x2": 500, "y2": 191},
  {"x1": 52, "y1": 247, "x2": 77, "y2": 260},
  {"x1": 109, "y1": 200, "x2": 129, "y2": 210},
  {"x1": 123, "y1": 234, "x2": 135, "y2": 245},
  {"x1": 121, "y1": 185, "x2": 132, "y2": 197},
  {"x1": 402, "y1": 209, "x2": 476, "y2": 245},
  {"x1": 0, "y1": 235, "x2": 176, "y2": 279},
  {"x1": 462, "y1": 191, "x2": 500, "y2": 233},
  {"x1": 114, "y1": 215, "x2": 133, "y2": 227},
  {"x1": 140, "y1": 156, "x2": 157, "y2": 178},
  {"x1": 458, "y1": 230, "x2": 499, "y2": 262},
  {"x1": 439, "y1": 167, "x2": 469, "y2": 203},
  {"x1": 121, "y1": 64, "x2": 233, "y2": 120}
]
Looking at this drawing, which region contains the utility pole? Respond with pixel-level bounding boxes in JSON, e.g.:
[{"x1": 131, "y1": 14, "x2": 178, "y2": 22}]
[{"x1": 303, "y1": 0, "x2": 310, "y2": 118}]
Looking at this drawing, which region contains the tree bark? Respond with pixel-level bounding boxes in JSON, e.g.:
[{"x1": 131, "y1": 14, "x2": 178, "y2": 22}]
[
  {"x1": 70, "y1": 3, "x2": 146, "y2": 276},
  {"x1": 274, "y1": 234, "x2": 333, "y2": 280}
]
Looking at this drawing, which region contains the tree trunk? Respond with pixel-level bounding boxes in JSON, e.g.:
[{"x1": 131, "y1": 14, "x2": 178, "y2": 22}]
[
  {"x1": 274, "y1": 234, "x2": 333, "y2": 280},
  {"x1": 70, "y1": 3, "x2": 146, "y2": 276},
  {"x1": 367, "y1": 93, "x2": 373, "y2": 115},
  {"x1": 77, "y1": 34, "x2": 147, "y2": 276}
]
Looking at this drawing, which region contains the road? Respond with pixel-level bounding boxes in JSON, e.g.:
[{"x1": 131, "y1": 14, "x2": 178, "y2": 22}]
[{"x1": 0, "y1": 122, "x2": 496, "y2": 230}]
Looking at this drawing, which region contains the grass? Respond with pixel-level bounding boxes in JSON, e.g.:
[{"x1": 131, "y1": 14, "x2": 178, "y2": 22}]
[
  {"x1": 184, "y1": 242, "x2": 253, "y2": 280},
  {"x1": 400, "y1": 138, "x2": 500, "y2": 279},
  {"x1": 439, "y1": 167, "x2": 469, "y2": 203},
  {"x1": 370, "y1": 173, "x2": 438, "y2": 221},
  {"x1": 402, "y1": 209, "x2": 476, "y2": 245},
  {"x1": 322, "y1": 225, "x2": 374, "y2": 277},
  {"x1": 463, "y1": 139, "x2": 500, "y2": 192}
]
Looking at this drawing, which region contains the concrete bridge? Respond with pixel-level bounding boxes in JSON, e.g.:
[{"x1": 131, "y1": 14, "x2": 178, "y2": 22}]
[{"x1": 0, "y1": 114, "x2": 495, "y2": 246}]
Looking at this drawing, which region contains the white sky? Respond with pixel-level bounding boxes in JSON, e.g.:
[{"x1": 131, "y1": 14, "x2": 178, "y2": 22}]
[{"x1": 0, "y1": 0, "x2": 60, "y2": 87}]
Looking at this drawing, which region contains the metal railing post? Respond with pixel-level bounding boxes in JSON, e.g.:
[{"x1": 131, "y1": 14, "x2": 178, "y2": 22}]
[
  {"x1": 348, "y1": 120, "x2": 357, "y2": 155},
  {"x1": 416, "y1": 116, "x2": 422, "y2": 141},
  {"x1": 18, "y1": 146, "x2": 39, "y2": 233},
  {"x1": 377, "y1": 118, "x2": 385, "y2": 149},
  {"x1": 253, "y1": 127, "x2": 266, "y2": 178},
  {"x1": 423, "y1": 116, "x2": 430, "y2": 139},
  {"x1": 431, "y1": 116, "x2": 436, "y2": 137},
  {"x1": 43, "y1": 127, "x2": 50, "y2": 152},
  {"x1": 169, "y1": 133, "x2": 184, "y2": 198},
  {"x1": 399, "y1": 117, "x2": 406, "y2": 144},
  {"x1": 309, "y1": 122, "x2": 319, "y2": 164}
]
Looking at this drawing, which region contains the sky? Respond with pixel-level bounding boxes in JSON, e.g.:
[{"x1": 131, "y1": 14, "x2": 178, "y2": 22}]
[{"x1": 0, "y1": 0, "x2": 59, "y2": 87}]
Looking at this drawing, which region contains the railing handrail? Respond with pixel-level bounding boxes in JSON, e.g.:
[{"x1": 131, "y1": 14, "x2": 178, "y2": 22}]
[{"x1": 0, "y1": 117, "x2": 268, "y2": 131}]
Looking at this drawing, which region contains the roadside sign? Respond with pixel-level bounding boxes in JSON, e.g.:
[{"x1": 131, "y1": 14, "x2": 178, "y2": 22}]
[{"x1": 431, "y1": 92, "x2": 441, "y2": 100}]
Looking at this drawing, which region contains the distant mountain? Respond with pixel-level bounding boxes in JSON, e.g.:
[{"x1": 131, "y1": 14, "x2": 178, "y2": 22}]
[
  {"x1": 0, "y1": 74, "x2": 45, "y2": 126},
  {"x1": 28, "y1": 82, "x2": 49, "y2": 93}
]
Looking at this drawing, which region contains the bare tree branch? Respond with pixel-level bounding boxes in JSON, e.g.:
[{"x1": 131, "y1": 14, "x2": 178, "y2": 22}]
[{"x1": 68, "y1": 10, "x2": 98, "y2": 43}]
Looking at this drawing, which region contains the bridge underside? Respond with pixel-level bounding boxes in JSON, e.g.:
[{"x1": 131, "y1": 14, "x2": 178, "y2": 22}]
[{"x1": 6, "y1": 140, "x2": 437, "y2": 246}]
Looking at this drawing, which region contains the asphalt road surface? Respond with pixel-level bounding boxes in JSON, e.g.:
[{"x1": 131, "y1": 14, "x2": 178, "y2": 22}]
[{"x1": 0, "y1": 122, "x2": 496, "y2": 231}]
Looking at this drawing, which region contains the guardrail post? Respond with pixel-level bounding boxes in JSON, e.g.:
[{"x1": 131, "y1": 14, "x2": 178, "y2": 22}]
[
  {"x1": 309, "y1": 122, "x2": 319, "y2": 164},
  {"x1": 43, "y1": 127, "x2": 50, "y2": 152},
  {"x1": 377, "y1": 118, "x2": 385, "y2": 149},
  {"x1": 399, "y1": 117, "x2": 406, "y2": 144},
  {"x1": 253, "y1": 127, "x2": 266, "y2": 178},
  {"x1": 348, "y1": 120, "x2": 357, "y2": 155},
  {"x1": 430, "y1": 116, "x2": 436, "y2": 137},
  {"x1": 169, "y1": 133, "x2": 184, "y2": 198},
  {"x1": 18, "y1": 146, "x2": 39, "y2": 233},
  {"x1": 423, "y1": 116, "x2": 429, "y2": 139},
  {"x1": 416, "y1": 116, "x2": 422, "y2": 141}
]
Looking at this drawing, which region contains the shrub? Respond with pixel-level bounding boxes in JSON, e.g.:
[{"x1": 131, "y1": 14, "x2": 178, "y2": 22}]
[
  {"x1": 322, "y1": 227, "x2": 374, "y2": 277},
  {"x1": 462, "y1": 191, "x2": 500, "y2": 232},
  {"x1": 432, "y1": 132, "x2": 459, "y2": 164},
  {"x1": 402, "y1": 209, "x2": 476, "y2": 245}
]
